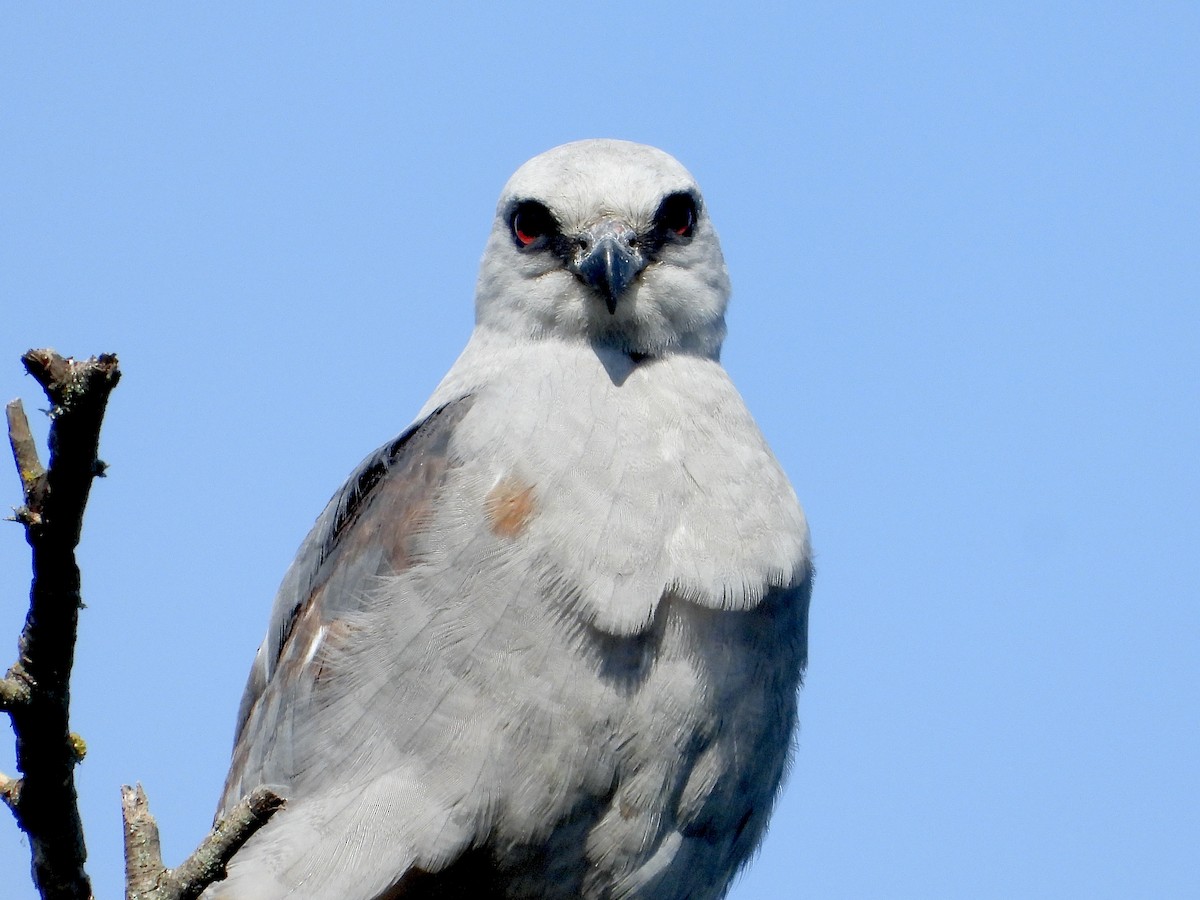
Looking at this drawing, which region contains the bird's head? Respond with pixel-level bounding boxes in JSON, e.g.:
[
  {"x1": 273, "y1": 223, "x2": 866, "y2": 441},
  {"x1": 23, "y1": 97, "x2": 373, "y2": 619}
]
[{"x1": 475, "y1": 140, "x2": 731, "y2": 359}]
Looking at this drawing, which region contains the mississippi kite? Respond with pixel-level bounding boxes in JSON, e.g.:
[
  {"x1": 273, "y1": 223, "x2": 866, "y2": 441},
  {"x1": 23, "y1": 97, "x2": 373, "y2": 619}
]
[{"x1": 210, "y1": 140, "x2": 812, "y2": 899}]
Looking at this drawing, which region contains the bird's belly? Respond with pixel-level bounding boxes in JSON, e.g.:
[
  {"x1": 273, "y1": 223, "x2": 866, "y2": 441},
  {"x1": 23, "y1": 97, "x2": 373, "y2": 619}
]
[{"x1": 478, "y1": 585, "x2": 805, "y2": 899}]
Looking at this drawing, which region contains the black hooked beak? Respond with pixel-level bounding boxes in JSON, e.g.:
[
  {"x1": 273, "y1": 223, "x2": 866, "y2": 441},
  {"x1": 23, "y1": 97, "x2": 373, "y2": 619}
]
[{"x1": 570, "y1": 219, "x2": 647, "y2": 314}]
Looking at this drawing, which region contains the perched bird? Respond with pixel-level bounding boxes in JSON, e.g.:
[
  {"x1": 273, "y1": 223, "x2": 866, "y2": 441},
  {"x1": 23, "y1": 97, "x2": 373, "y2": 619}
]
[{"x1": 211, "y1": 140, "x2": 812, "y2": 899}]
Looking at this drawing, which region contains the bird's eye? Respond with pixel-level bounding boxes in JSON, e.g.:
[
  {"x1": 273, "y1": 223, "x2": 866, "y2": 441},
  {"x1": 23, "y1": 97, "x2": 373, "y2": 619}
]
[
  {"x1": 510, "y1": 201, "x2": 558, "y2": 248},
  {"x1": 655, "y1": 192, "x2": 698, "y2": 238}
]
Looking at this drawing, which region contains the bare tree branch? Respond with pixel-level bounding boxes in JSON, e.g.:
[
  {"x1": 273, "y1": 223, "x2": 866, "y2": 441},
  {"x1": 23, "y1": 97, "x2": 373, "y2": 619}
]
[
  {"x1": 3, "y1": 349, "x2": 120, "y2": 900},
  {"x1": 121, "y1": 784, "x2": 164, "y2": 900},
  {"x1": 6, "y1": 398, "x2": 48, "y2": 518},
  {"x1": 4, "y1": 348, "x2": 283, "y2": 897},
  {"x1": 5, "y1": 350, "x2": 281, "y2": 899},
  {"x1": 122, "y1": 784, "x2": 285, "y2": 900}
]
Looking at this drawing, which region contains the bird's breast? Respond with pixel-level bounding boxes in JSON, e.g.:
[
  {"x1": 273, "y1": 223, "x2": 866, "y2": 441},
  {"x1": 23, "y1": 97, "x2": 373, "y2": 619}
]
[{"x1": 435, "y1": 339, "x2": 809, "y2": 636}]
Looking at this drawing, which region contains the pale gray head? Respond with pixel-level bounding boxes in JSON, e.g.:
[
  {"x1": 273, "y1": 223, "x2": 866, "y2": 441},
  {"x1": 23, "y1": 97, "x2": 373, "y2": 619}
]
[{"x1": 474, "y1": 140, "x2": 732, "y2": 359}]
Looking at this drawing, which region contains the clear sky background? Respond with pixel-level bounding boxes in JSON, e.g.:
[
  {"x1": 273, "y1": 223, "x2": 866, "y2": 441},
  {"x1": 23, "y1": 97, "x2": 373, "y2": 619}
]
[{"x1": 2, "y1": 4, "x2": 1197, "y2": 898}]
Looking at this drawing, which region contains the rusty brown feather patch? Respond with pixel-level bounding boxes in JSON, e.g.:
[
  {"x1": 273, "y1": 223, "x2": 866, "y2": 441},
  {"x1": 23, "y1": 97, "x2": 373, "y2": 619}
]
[{"x1": 484, "y1": 476, "x2": 537, "y2": 538}]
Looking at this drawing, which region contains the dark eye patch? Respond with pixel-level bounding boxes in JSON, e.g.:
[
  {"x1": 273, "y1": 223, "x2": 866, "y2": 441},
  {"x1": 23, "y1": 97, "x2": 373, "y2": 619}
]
[
  {"x1": 510, "y1": 200, "x2": 559, "y2": 248},
  {"x1": 653, "y1": 192, "x2": 698, "y2": 239}
]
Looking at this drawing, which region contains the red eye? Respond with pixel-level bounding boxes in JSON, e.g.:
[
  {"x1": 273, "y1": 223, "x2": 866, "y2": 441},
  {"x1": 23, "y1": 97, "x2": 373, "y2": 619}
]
[
  {"x1": 655, "y1": 192, "x2": 697, "y2": 238},
  {"x1": 510, "y1": 201, "x2": 557, "y2": 248}
]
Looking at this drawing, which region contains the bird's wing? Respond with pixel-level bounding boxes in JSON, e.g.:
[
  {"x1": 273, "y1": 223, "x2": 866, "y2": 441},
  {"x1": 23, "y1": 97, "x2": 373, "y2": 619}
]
[
  {"x1": 221, "y1": 397, "x2": 473, "y2": 809},
  {"x1": 209, "y1": 396, "x2": 511, "y2": 900}
]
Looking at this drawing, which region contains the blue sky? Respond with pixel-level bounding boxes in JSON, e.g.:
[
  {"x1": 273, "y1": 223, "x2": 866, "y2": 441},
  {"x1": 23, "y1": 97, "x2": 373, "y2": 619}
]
[{"x1": 2, "y1": 4, "x2": 1197, "y2": 898}]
